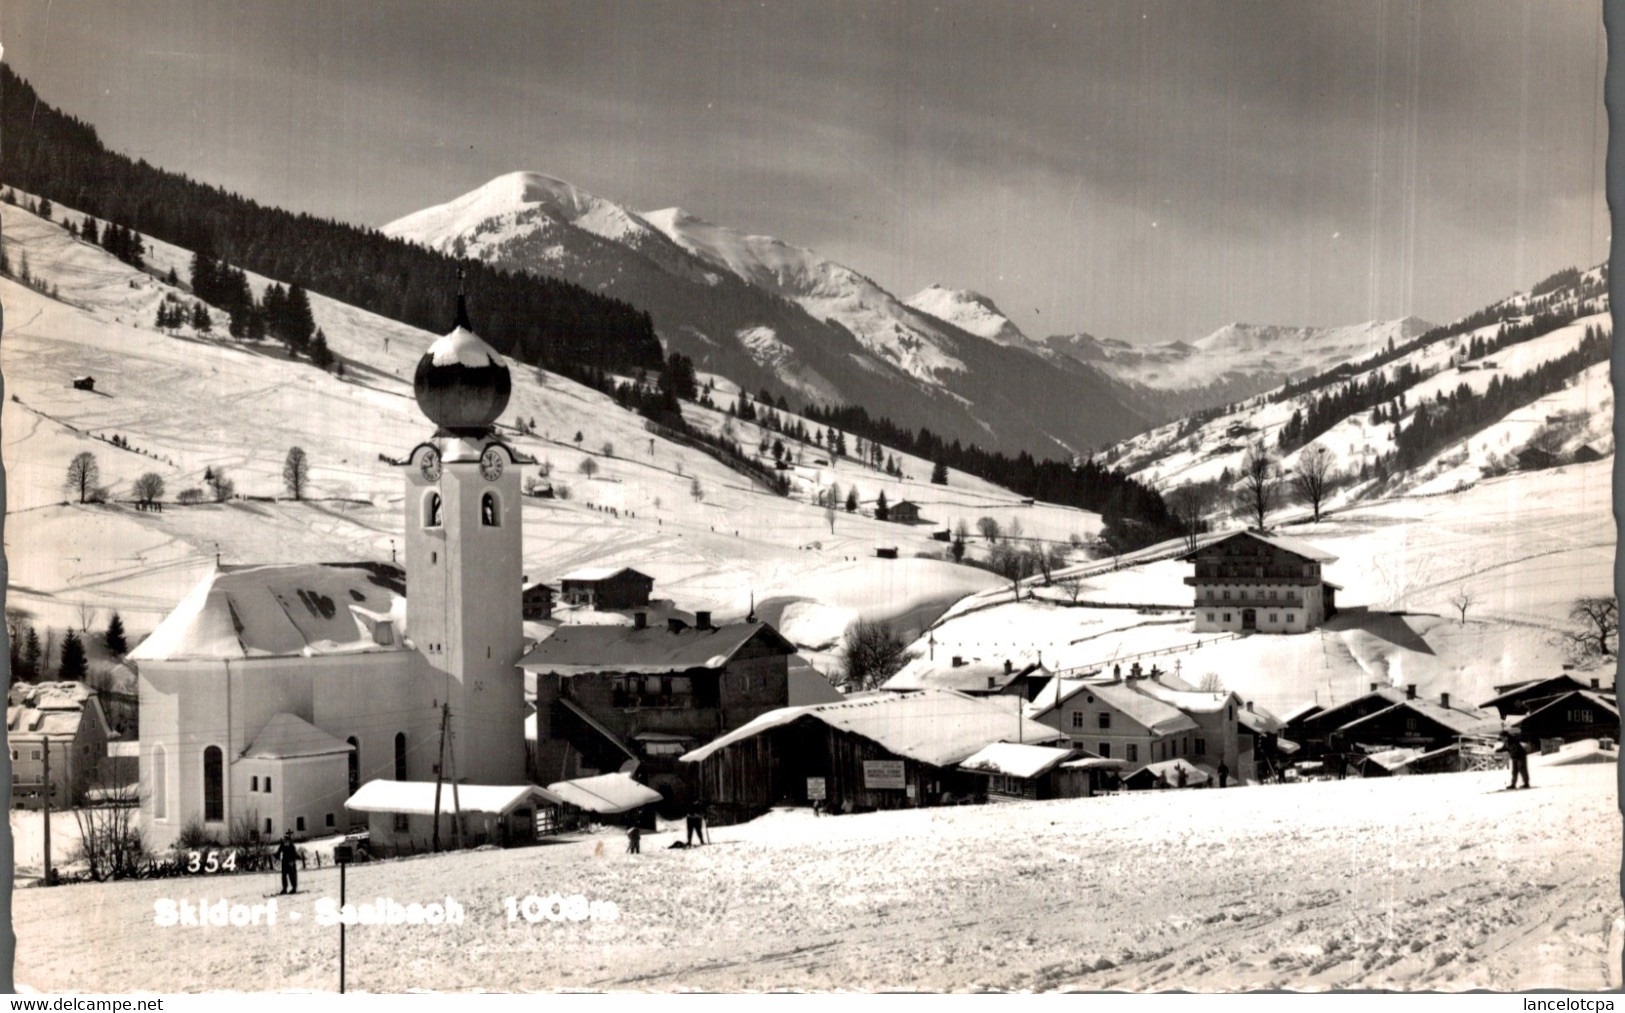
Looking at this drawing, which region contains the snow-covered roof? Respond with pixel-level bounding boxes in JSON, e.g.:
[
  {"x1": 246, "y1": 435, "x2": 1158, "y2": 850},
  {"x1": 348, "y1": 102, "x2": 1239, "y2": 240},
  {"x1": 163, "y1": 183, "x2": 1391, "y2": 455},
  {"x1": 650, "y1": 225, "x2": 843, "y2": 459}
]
[
  {"x1": 1030, "y1": 678, "x2": 1198, "y2": 736},
  {"x1": 1520, "y1": 689, "x2": 1618, "y2": 721},
  {"x1": 128, "y1": 562, "x2": 408, "y2": 661},
  {"x1": 1178, "y1": 530, "x2": 1338, "y2": 563},
  {"x1": 425, "y1": 323, "x2": 505, "y2": 369},
  {"x1": 1236, "y1": 703, "x2": 1285, "y2": 735},
  {"x1": 1339, "y1": 698, "x2": 1500, "y2": 738},
  {"x1": 346, "y1": 779, "x2": 566, "y2": 816},
  {"x1": 959, "y1": 742, "x2": 1076, "y2": 779},
  {"x1": 558, "y1": 566, "x2": 651, "y2": 583},
  {"x1": 1278, "y1": 701, "x2": 1324, "y2": 725},
  {"x1": 518, "y1": 620, "x2": 794, "y2": 676},
  {"x1": 883, "y1": 656, "x2": 1046, "y2": 694},
  {"x1": 243, "y1": 714, "x2": 354, "y2": 760},
  {"x1": 683, "y1": 688, "x2": 1066, "y2": 769},
  {"x1": 1125, "y1": 758, "x2": 1213, "y2": 786},
  {"x1": 544, "y1": 772, "x2": 662, "y2": 814},
  {"x1": 1479, "y1": 674, "x2": 1595, "y2": 710},
  {"x1": 1128, "y1": 680, "x2": 1232, "y2": 716},
  {"x1": 7, "y1": 682, "x2": 104, "y2": 739}
]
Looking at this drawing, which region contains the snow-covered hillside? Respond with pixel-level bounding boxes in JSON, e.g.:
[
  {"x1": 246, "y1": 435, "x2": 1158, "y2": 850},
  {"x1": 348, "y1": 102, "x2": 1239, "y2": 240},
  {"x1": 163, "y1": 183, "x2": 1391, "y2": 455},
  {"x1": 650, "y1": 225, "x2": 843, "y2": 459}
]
[
  {"x1": 0, "y1": 198, "x2": 1118, "y2": 671},
  {"x1": 1102, "y1": 266, "x2": 1610, "y2": 510}
]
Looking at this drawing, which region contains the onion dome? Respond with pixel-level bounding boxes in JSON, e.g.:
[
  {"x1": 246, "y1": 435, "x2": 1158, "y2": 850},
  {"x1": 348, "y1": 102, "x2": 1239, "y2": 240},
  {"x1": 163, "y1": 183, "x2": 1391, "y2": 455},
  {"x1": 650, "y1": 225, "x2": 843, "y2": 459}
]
[{"x1": 413, "y1": 293, "x2": 512, "y2": 436}]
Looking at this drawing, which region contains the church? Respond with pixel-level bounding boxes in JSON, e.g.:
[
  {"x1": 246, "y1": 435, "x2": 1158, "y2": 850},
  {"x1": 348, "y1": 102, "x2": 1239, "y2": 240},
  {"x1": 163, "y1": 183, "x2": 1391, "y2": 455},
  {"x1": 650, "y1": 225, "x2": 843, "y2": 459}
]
[{"x1": 131, "y1": 294, "x2": 531, "y2": 850}]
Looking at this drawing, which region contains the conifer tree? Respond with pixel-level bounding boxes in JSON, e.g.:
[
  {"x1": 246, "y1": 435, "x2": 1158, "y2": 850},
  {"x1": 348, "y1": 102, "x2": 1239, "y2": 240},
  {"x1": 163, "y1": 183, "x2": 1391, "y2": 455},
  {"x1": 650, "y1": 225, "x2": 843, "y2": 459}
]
[
  {"x1": 59, "y1": 629, "x2": 87, "y2": 680},
  {"x1": 104, "y1": 612, "x2": 127, "y2": 655}
]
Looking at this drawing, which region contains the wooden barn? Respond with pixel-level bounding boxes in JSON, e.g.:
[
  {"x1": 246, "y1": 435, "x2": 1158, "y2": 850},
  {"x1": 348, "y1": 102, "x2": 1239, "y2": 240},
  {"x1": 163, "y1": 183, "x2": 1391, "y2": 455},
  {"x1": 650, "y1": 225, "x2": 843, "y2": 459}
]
[
  {"x1": 888, "y1": 500, "x2": 923, "y2": 525},
  {"x1": 1507, "y1": 690, "x2": 1618, "y2": 745},
  {"x1": 557, "y1": 566, "x2": 654, "y2": 610},
  {"x1": 1332, "y1": 691, "x2": 1499, "y2": 753},
  {"x1": 958, "y1": 742, "x2": 1124, "y2": 800},
  {"x1": 1480, "y1": 673, "x2": 1605, "y2": 718},
  {"x1": 681, "y1": 689, "x2": 1065, "y2": 815}
]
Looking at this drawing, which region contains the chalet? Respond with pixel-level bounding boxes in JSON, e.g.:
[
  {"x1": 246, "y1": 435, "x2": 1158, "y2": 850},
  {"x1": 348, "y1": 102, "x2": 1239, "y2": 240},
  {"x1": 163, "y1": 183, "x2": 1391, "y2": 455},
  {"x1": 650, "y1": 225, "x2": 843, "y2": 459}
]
[
  {"x1": 882, "y1": 656, "x2": 1053, "y2": 699},
  {"x1": 344, "y1": 780, "x2": 569, "y2": 852},
  {"x1": 1029, "y1": 675, "x2": 1203, "y2": 769},
  {"x1": 557, "y1": 567, "x2": 655, "y2": 610},
  {"x1": 521, "y1": 580, "x2": 556, "y2": 621},
  {"x1": 1480, "y1": 673, "x2": 1604, "y2": 718},
  {"x1": 1571, "y1": 444, "x2": 1605, "y2": 464},
  {"x1": 958, "y1": 742, "x2": 1124, "y2": 800},
  {"x1": 681, "y1": 689, "x2": 1065, "y2": 814},
  {"x1": 1507, "y1": 690, "x2": 1619, "y2": 745},
  {"x1": 888, "y1": 500, "x2": 923, "y2": 525},
  {"x1": 1285, "y1": 685, "x2": 1408, "y2": 758},
  {"x1": 8, "y1": 682, "x2": 114, "y2": 809},
  {"x1": 1179, "y1": 531, "x2": 1339, "y2": 634},
  {"x1": 521, "y1": 614, "x2": 800, "y2": 811},
  {"x1": 1308, "y1": 686, "x2": 1498, "y2": 757},
  {"x1": 1125, "y1": 672, "x2": 1244, "y2": 775}
]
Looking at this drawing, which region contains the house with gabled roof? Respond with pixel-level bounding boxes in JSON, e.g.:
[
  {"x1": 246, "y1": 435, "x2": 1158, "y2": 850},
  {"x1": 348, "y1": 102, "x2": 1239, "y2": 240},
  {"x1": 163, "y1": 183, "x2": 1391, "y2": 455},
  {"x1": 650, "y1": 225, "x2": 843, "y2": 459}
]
[
  {"x1": 1506, "y1": 689, "x2": 1618, "y2": 745},
  {"x1": 8, "y1": 682, "x2": 114, "y2": 809},
  {"x1": 1479, "y1": 673, "x2": 1604, "y2": 718},
  {"x1": 1179, "y1": 530, "x2": 1340, "y2": 634},
  {"x1": 1331, "y1": 691, "x2": 1499, "y2": 752},
  {"x1": 520, "y1": 612, "x2": 808, "y2": 811},
  {"x1": 557, "y1": 566, "x2": 655, "y2": 610},
  {"x1": 1029, "y1": 675, "x2": 1201, "y2": 769}
]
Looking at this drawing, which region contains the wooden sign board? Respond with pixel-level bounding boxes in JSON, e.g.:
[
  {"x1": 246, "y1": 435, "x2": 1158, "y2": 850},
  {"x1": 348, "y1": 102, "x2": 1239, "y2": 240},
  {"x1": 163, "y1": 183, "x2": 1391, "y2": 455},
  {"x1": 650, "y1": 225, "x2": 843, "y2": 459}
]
[{"x1": 863, "y1": 760, "x2": 905, "y2": 790}]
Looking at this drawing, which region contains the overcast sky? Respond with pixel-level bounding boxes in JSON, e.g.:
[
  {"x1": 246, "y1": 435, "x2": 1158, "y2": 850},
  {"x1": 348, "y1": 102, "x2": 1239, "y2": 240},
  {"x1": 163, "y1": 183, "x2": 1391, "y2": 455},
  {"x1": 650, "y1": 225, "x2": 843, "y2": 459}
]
[{"x1": 0, "y1": 0, "x2": 1607, "y2": 343}]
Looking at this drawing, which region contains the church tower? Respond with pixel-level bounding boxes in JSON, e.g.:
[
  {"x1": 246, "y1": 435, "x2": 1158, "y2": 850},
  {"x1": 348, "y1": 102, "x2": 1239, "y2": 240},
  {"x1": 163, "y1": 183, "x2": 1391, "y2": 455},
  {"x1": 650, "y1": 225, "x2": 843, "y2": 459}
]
[{"x1": 402, "y1": 290, "x2": 527, "y2": 785}]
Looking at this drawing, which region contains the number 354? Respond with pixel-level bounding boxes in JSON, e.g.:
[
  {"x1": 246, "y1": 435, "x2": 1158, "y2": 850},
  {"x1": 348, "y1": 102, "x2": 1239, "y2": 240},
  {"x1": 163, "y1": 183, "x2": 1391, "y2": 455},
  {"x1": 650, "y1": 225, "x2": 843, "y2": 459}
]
[{"x1": 186, "y1": 849, "x2": 238, "y2": 874}]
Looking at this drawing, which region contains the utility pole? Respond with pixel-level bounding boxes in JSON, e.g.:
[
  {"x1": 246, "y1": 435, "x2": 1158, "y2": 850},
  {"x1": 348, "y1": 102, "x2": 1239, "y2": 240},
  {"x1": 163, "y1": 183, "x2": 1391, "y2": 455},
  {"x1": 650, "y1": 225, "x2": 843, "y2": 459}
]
[
  {"x1": 41, "y1": 735, "x2": 52, "y2": 886},
  {"x1": 433, "y1": 703, "x2": 449, "y2": 853},
  {"x1": 447, "y1": 715, "x2": 464, "y2": 852}
]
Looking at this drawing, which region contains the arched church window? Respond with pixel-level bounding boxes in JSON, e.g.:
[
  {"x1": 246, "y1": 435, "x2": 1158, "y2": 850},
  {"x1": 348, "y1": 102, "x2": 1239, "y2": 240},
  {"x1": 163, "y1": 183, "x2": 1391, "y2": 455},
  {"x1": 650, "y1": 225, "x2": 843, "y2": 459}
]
[
  {"x1": 203, "y1": 745, "x2": 224, "y2": 822},
  {"x1": 152, "y1": 745, "x2": 168, "y2": 820},
  {"x1": 425, "y1": 492, "x2": 442, "y2": 529},
  {"x1": 347, "y1": 737, "x2": 360, "y2": 795},
  {"x1": 395, "y1": 732, "x2": 407, "y2": 780},
  {"x1": 482, "y1": 492, "x2": 500, "y2": 527}
]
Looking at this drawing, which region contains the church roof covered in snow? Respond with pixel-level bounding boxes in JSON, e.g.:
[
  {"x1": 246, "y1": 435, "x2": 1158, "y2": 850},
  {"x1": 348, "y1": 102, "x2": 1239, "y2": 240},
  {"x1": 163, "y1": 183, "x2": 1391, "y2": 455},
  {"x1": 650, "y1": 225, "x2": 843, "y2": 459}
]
[
  {"x1": 682, "y1": 688, "x2": 1066, "y2": 769},
  {"x1": 128, "y1": 562, "x2": 409, "y2": 661},
  {"x1": 243, "y1": 714, "x2": 355, "y2": 760}
]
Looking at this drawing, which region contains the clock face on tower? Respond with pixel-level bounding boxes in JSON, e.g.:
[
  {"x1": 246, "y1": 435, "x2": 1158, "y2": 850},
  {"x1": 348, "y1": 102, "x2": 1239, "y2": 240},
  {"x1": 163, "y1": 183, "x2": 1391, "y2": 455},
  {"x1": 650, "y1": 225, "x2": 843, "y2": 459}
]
[
  {"x1": 480, "y1": 445, "x2": 506, "y2": 482},
  {"x1": 419, "y1": 445, "x2": 442, "y2": 483}
]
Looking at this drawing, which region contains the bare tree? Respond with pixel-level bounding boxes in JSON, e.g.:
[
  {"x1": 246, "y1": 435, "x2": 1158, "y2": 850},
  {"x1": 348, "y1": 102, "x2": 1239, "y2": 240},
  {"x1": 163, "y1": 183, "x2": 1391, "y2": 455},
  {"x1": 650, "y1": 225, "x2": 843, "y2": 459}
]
[
  {"x1": 824, "y1": 482, "x2": 839, "y2": 534},
  {"x1": 841, "y1": 618, "x2": 915, "y2": 690},
  {"x1": 1447, "y1": 587, "x2": 1476, "y2": 624},
  {"x1": 579, "y1": 456, "x2": 599, "y2": 477},
  {"x1": 1059, "y1": 574, "x2": 1085, "y2": 604},
  {"x1": 990, "y1": 542, "x2": 1038, "y2": 602},
  {"x1": 204, "y1": 466, "x2": 235, "y2": 502},
  {"x1": 132, "y1": 472, "x2": 165, "y2": 506},
  {"x1": 1292, "y1": 444, "x2": 1334, "y2": 523},
  {"x1": 1565, "y1": 596, "x2": 1618, "y2": 659},
  {"x1": 76, "y1": 600, "x2": 96, "y2": 633},
  {"x1": 283, "y1": 446, "x2": 310, "y2": 500},
  {"x1": 1235, "y1": 442, "x2": 1280, "y2": 531},
  {"x1": 977, "y1": 516, "x2": 1001, "y2": 543},
  {"x1": 1197, "y1": 672, "x2": 1225, "y2": 693},
  {"x1": 66, "y1": 452, "x2": 99, "y2": 504},
  {"x1": 1168, "y1": 484, "x2": 1214, "y2": 552},
  {"x1": 72, "y1": 774, "x2": 146, "y2": 881}
]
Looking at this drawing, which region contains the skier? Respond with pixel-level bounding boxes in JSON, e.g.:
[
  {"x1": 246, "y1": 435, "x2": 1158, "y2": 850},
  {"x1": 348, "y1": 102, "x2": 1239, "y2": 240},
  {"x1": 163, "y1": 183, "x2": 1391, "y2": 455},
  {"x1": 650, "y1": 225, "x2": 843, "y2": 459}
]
[
  {"x1": 1503, "y1": 730, "x2": 1531, "y2": 789},
  {"x1": 275, "y1": 831, "x2": 300, "y2": 895}
]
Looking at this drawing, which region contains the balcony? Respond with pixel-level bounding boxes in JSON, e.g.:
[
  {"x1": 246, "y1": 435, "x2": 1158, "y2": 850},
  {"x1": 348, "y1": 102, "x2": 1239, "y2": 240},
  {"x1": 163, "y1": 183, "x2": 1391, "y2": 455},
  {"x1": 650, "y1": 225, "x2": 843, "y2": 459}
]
[{"x1": 1185, "y1": 573, "x2": 1321, "y2": 586}]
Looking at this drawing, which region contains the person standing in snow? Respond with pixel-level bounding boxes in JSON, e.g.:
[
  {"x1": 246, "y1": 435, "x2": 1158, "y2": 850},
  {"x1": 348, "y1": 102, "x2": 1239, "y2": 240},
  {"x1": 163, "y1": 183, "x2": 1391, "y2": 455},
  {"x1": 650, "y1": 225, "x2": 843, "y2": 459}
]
[
  {"x1": 275, "y1": 831, "x2": 300, "y2": 895},
  {"x1": 685, "y1": 805, "x2": 707, "y2": 846},
  {"x1": 1503, "y1": 730, "x2": 1531, "y2": 789},
  {"x1": 1217, "y1": 761, "x2": 1229, "y2": 788},
  {"x1": 626, "y1": 825, "x2": 642, "y2": 854}
]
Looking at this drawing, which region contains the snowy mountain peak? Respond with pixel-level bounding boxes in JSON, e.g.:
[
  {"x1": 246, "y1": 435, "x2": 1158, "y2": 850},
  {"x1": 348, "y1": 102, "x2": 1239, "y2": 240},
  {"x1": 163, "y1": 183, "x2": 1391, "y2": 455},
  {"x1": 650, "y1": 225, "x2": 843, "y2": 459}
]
[
  {"x1": 382, "y1": 170, "x2": 661, "y2": 250},
  {"x1": 904, "y1": 284, "x2": 1034, "y2": 350}
]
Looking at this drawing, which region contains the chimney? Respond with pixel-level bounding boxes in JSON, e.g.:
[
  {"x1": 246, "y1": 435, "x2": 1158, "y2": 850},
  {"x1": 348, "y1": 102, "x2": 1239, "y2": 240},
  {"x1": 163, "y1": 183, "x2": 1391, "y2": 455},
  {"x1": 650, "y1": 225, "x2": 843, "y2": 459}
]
[
  {"x1": 1369, "y1": 682, "x2": 1379, "y2": 692},
  {"x1": 1246, "y1": 700, "x2": 1254, "y2": 712},
  {"x1": 1440, "y1": 692, "x2": 1451, "y2": 708},
  {"x1": 1004, "y1": 659, "x2": 1014, "y2": 675},
  {"x1": 633, "y1": 611, "x2": 647, "y2": 630},
  {"x1": 987, "y1": 676, "x2": 997, "y2": 690},
  {"x1": 1592, "y1": 678, "x2": 1601, "y2": 689},
  {"x1": 695, "y1": 610, "x2": 712, "y2": 631},
  {"x1": 668, "y1": 617, "x2": 686, "y2": 634},
  {"x1": 1406, "y1": 684, "x2": 1416, "y2": 700},
  {"x1": 951, "y1": 655, "x2": 965, "y2": 668}
]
